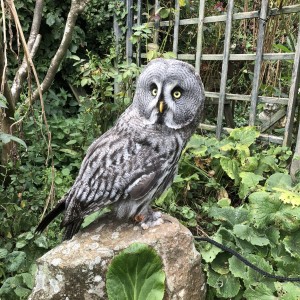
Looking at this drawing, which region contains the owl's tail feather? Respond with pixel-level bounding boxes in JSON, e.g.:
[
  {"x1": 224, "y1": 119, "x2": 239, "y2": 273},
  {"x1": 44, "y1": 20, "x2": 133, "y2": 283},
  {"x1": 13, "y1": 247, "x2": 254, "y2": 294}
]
[
  {"x1": 35, "y1": 201, "x2": 65, "y2": 233},
  {"x1": 63, "y1": 219, "x2": 83, "y2": 241}
]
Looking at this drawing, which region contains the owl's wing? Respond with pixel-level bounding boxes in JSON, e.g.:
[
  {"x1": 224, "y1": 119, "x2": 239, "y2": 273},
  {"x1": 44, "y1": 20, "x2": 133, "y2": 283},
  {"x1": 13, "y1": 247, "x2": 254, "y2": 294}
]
[{"x1": 61, "y1": 132, "x2": 169, "y2": 227}]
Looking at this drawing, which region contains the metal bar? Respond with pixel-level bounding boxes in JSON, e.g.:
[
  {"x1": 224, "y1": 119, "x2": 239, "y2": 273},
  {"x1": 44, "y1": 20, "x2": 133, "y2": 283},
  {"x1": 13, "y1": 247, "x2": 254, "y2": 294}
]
[
  {"x1": 216, "y1": 0, "x2": 234, "y2": 139},
  {"x1": 199, "y1": 124, "x2": 283, "y2": 144},
  {"x1": 173, "y1": 0, "x2": 180, "y2": 57},
  {"x1": 146, "y1": 4, "x2": 300, "y2": 26},
  {"x1": 249, "y1": 0, "x2": 269, "y2": 126},
  {"x1": 141, "y1": 52, "x2": 296, "y2": 61},
  {"x1": 126, "y1": 0, "x2": 133, "y2": 63},
  {"x1": 283, "y1": 21, "x2": 300, "y2": 146},
  {"x1": 154, "y1": 0, "x2": 160, "y2": 45},
  {"x1": 205, "y1": 92, "x2": 289, "y2": 105},
  {"x1": 136, "y1": 0, "x2": 142, "y2": 66},
  {"x1": 195, "y1": 0, "x2": 205, "y2": 74}
]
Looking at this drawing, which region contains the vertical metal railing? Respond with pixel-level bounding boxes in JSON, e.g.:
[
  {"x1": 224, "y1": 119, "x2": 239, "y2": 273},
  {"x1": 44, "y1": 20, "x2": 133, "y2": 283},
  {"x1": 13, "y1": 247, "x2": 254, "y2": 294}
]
[{"x1": 216, "y1": 0, "x2": 234, "y2": 139}]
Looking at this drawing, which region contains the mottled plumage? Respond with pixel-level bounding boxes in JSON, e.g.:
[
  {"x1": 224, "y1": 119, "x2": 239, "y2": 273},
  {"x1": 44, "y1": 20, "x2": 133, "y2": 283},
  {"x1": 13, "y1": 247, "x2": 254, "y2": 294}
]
[{"x1": 36, "y1": 58, "x2": 205, "y2": 240}]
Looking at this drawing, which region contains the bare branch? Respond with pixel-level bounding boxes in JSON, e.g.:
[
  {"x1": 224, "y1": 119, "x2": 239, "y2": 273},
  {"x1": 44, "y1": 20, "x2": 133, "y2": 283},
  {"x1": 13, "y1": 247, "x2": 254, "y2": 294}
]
[
  {"x1": 29, "y1": 0, "x2": 90, "y2": 103},
  {"x1": 11, "y1": 0, "x2": 44, "y2": 103}
]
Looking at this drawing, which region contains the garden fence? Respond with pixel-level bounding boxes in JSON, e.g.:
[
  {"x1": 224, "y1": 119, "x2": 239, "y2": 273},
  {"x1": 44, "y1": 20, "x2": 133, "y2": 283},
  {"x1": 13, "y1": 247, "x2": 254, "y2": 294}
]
[{"x1": 115, "y1": 0, "x2": 300, "y2": 169}]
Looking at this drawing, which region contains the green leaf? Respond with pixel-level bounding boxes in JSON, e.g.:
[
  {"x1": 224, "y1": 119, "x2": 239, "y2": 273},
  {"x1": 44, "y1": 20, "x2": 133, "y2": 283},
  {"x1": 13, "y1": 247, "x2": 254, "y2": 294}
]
[
  {"x1": 5, "y1": 251, "x2": 26, "y2": 272},
  {"x1": 34, "y1": 236, "x2": 49, "y2": 249},
  {"x1": 238, "y1": 172, "x2": 264, "y2": 199},
  {"x1": 0, "y1": 133, "x2": 27, "y2": 149},
  {"x1": 0, "y1": 248, "x2": 8, "y2": 259},
  {"x1": 14, "y1": 286, "x2": 31, "y2": 298},
  {"x1": 21, "y1": 272, "x2": 34, "y2": 289},
  {"x1": 198, "y1": 234, "x2": 223, "y2": 263},
  {"x1": 233, "y1": 224, "x2": 269, "y2": 246},
  {"x1": 0, "y1": 93, "x2": 8, "y2": 108},
  {"x1": 265, "y1": 173, "x2": 292, "y2": 191},
  {"x1": 207, "y1": 268, "x2": 240, "y2": 298},
  {"x1": 275, "y1": 282, "x2": 300, "y2": 300},
  {"x1": 209, "y1": 207, "x2": 249, "y2": 229},
  {"x1": 228, "y1": 256, "x2": 247, "y2": 279},
  {"x1": 106, "y1": 243, "x2": 165, "y2": 300},
  {"x1": 66, "y1": 139, "x2": 77, "y2": 145},
  {"x1": 220, "y1": 158, "x2": 240, "y2": 185},
  {"x1": 244, "y1": 283, "x2": 275, "y2": 299},
  {"x1": 283, "y1": 231, "x2": 300, "y2": 259},
  {"x1": 229, "y1": 126, "x2": 259, "y2": 146}
]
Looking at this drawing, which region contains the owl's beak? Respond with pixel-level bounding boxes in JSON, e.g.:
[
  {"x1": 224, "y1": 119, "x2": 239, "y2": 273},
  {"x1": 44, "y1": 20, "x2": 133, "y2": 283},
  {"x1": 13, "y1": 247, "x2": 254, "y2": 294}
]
[{"x1": 158, "y1": 100, "x2": 164, "y2": 113}]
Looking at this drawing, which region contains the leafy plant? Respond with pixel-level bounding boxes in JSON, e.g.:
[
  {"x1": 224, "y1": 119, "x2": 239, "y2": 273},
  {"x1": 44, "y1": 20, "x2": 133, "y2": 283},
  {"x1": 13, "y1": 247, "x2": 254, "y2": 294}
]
[
  {"x1": 155, "y1": 126, "x2": 300, "y2": 299},
  {"x1": 106, "y1": 243, "x2": 165, "y2": 300}
]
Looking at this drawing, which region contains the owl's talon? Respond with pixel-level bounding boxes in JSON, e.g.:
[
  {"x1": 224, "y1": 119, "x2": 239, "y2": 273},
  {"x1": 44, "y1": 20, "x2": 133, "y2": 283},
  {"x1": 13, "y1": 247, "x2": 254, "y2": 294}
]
[{"x1": 139, "y1": 211, "x2": 164, "y2": 230}]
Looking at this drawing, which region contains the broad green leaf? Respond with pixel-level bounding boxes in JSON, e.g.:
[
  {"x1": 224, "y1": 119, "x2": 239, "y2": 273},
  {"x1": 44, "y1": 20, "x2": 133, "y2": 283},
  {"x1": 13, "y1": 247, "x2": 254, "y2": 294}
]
[
  {"x1": 198, "y1": 234, "x2": 223, "y2": 263},
  {"x1": 275, "y1": 282, "x2": 300, "y2": 300},
  {"x1": 5, "y1": 251, "x2": 26, "y2": 272},
  {"x1": 0, "y1": 276, "x2": 22, "y2": 296},
  {"x1": 233, "y1": 224, "x2": 269, "y2": 246},
  {"x1": 14, "y1": 286, "x2": 31, "y2": 298},
  {"x1": 211, "y1": 252, "x2": 230, "y2": 275},
  {"x1": 0, "y1": 133, "x2": 27, "y2": 149},
  {"x1": 241, "y1": 156, "x2": 258, "y2": 172},
  {"x1": 228, "y1": 256, "x2": 247, "y2": 279},
  {"x1": 244, "y1": 283, "x2": 275, "y2": 300},
  {"x1": 245, "y1": 254, "x2": 273, "y2": 283},
  {"x1": 34, "y1": 236, "x2": 48, "y2": 249},
  {"x1": 21, "y1": 272, "x2": 34, "y2": 289},
  {"x1": 106, "y1": 243, "x2": 165, "y2": 300},
  {"x1": 0, "y1": 248, "x2": 8, "y2": 259},
  {"x1": 249, "y1": 191, "x2": 300, "y2": 231},
  {"x1": 248, "y1": 192, "x2": 280, "y2": 227},
  {"x1": 265, "y1": 173, "x2": 292, "y2": 191},
  {"x1": 229, "y1": 126, "x2": 259, "y2": 146},
  {"x1": 207, "y1": 268, "x2": 240, "y2": 298},
  {"x1": 238, "y1": 172, "x2": 264, "y2": 199},
  {"x1": 220, "y1": 157, "x2": 240, "y2": 185},
  {"x1": 273, "y1": 187, "x2": 300, "y2": 207},
  {"x1": 209, "y1": 207, "x2": 249, "y2": 229},
  {"x1": 283, "y1": 231, "x2": 300, "y2": 259}
]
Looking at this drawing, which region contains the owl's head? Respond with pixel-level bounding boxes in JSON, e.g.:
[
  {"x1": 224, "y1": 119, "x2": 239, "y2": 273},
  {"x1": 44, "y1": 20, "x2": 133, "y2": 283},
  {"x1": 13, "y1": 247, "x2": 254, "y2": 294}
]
[{"x1": 132, "y1": 58, "x2": 205, "y2": 130}]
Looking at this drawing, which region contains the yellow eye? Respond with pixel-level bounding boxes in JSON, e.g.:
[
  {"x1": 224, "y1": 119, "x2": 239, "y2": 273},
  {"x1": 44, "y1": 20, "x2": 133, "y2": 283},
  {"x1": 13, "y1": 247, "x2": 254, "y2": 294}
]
[
  {"x1": 151, "y1": 88, "x2": 158, "y2": 96},
  {"x1": 173, "y1": 90, "x2": 181, "y2": 99}
]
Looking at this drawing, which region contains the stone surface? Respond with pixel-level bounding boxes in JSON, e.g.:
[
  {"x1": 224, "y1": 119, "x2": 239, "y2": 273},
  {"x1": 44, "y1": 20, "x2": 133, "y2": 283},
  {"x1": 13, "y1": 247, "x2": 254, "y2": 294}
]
[{"x1": 29, "y1": 214, "x2": 206, "y2": 300}]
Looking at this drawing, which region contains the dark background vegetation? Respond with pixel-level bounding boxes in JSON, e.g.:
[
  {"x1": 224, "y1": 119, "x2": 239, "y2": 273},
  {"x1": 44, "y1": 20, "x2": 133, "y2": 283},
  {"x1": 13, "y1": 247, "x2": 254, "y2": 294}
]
[{"x1": 0, "y1": 0, "x2": 300, "y2": 299}]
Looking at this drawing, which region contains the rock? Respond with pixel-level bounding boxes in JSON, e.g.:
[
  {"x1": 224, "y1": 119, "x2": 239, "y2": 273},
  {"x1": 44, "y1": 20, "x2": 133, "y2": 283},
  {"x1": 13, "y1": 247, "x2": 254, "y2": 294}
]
[{"x1": 29, "y1": 214, "x2": 206, "y2": 300}]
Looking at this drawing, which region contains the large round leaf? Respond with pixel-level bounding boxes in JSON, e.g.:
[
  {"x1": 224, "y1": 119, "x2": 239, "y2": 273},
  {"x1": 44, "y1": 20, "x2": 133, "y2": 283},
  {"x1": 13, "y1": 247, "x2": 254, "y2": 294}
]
[{"x1": 106, "y1": 243, "x2": 165, "y2": 300}]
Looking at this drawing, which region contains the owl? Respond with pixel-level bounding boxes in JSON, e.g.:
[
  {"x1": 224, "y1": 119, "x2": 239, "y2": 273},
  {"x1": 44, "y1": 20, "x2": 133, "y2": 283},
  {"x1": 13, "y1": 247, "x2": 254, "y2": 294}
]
[{"x1": 36, "y1": 58, "x2": 205, "y2": 240}]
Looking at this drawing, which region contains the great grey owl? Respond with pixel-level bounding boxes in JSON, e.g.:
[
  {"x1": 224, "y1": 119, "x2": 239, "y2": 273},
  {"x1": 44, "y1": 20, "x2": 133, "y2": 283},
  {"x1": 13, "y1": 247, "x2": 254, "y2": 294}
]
[{"x1": 36, "y1": 58, "x2": 205, "y2": 240}]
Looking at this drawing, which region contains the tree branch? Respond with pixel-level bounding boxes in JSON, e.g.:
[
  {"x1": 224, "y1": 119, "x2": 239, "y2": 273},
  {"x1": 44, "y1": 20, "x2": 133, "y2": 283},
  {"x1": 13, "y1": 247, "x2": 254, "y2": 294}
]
[
  {"x1": 29, "y1": 0, "x2": 90, "y2": 104},
  {"x1": 11, "y1": 0, "x2": 44, "y2": 104}
]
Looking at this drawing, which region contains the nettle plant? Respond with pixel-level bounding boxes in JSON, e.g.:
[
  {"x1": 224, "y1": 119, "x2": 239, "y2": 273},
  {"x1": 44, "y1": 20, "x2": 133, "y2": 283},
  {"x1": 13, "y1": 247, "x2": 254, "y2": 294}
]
[{"x1": 156, "y1": 127, "x2": 300, "y2": 299}]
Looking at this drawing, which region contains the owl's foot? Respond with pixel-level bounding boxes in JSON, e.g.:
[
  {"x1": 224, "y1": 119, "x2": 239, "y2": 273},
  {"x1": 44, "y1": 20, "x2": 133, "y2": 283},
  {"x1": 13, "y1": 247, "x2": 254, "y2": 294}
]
[{"x1": 135, "y1": 211, "x2": 164, "y2": 230}]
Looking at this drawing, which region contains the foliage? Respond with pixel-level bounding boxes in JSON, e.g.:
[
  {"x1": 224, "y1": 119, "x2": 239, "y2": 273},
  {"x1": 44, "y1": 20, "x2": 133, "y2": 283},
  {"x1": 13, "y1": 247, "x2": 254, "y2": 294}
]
[
  {"x1": 106, "y1": 243, "x2": 165, "y2": 300},
  {"x1": 1, "y1": 0, "x2": 299, "y2": 299},
  {"x1": 156, "y1": 127, "x2": 300, "y2": 299}
]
